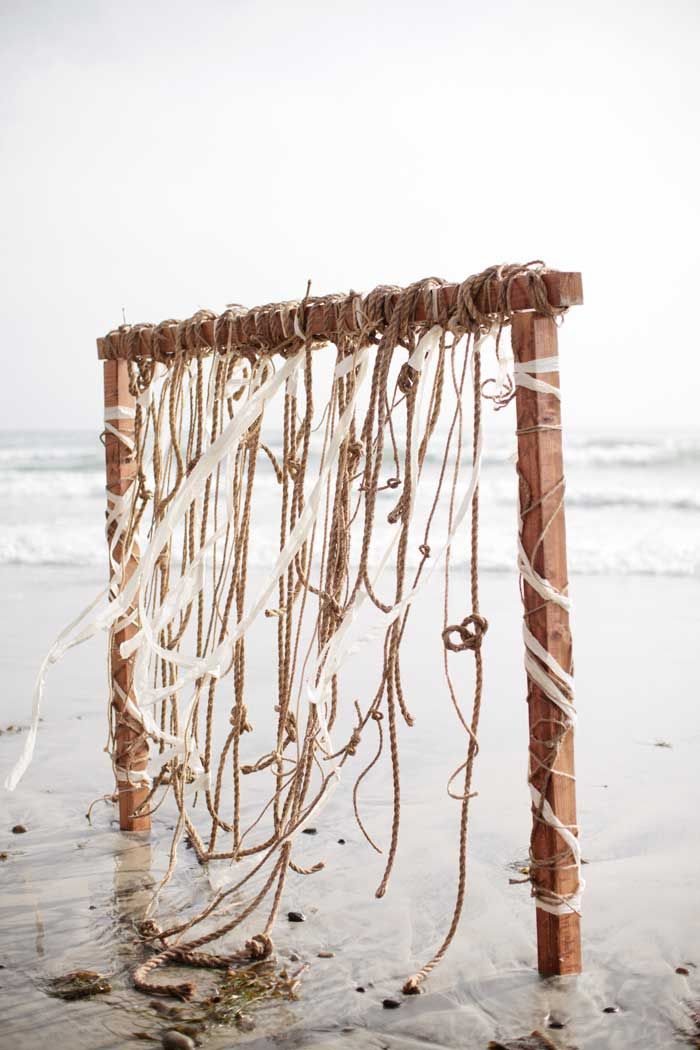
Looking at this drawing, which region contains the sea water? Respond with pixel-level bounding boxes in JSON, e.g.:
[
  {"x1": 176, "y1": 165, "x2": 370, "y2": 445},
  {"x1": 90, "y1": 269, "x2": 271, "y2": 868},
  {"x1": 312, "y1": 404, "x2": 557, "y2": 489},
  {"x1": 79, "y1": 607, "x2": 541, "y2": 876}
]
[
  {"x1": 1, "y1": 426, "x2": 699, "y2": 1048},
  {"x1": 1, "y1": 426, "x2": 697, "y2": 577}
]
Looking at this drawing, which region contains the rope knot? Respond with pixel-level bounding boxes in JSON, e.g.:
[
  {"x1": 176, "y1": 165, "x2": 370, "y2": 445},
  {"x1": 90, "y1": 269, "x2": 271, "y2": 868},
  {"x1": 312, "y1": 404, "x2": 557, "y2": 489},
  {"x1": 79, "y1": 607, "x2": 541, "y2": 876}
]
[
  {"x1": 387, "y1": 489, "x2": 406, "y2": 525},
  {"x1": 397, "y1": 362, "x2": 418, "y2": 394},
  {"x1": 418, "y1": 543, "x2": 431, "y2": 558},
  {"x1": 284, "y1": 709, "x2": 297, "y2": 742},
  {"x1": 286, "y1": 457, "x2": 301, "y2": 480},
  {"x1": 345, "y1": 727, "x2": 362, "y2": 756},
  {"x1": 230, "y1": 703, "x2": 252, "y2": 733},
  {"x1": 245, "y1": 933, "x2": 273, "y2": 959},
  {"x1": 138, "y1": 919, "x2": 161, "y2": 940},
  {"x1": 442, "y1": 614, "x2": 489, "y2": 653},
  {"x1": 347, "y1": 440, "x2": 364, "y2": 469}
]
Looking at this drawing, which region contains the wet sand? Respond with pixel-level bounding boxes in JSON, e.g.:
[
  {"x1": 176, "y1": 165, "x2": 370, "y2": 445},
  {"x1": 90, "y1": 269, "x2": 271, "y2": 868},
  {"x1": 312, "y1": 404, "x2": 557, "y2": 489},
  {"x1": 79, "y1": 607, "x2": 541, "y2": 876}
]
[{"x1": 1, "y1": 565, "x2": 699, "y2": 1049}]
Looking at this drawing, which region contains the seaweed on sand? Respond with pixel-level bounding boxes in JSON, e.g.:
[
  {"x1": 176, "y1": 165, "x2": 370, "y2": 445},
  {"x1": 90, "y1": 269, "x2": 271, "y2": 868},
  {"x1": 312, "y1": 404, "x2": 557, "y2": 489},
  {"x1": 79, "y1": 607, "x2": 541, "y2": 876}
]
[
  {"x1": 46, "y1": 970, "x2": 112, "y2": 1001},
  {"x1": 488, "y1": 1032, "x2": 575, "y2": 1050},
  {"x1": 138, "y1": 959, "x2": 304, "y2": 1043}
]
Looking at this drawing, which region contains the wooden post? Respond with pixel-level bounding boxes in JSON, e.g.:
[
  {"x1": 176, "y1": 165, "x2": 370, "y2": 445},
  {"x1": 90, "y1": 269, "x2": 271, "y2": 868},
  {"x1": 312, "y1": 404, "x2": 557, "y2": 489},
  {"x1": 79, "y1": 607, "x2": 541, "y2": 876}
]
[
  {"x1": 512, "y1": 312, "x2": 581, "y2": 976},
  {"x1": 103, "y1": 360, "x2": 151, "y2": 832}
]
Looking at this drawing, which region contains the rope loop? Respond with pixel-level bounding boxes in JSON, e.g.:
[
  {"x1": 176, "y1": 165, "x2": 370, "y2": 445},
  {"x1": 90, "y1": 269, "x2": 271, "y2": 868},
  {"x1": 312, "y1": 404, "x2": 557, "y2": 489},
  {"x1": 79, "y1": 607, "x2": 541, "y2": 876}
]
[
  {"x1": 397, "y1": 361, "x2": 418, "y2": 394},
  {"x1": 442, "y1": 614, "x2": 489, "y2": 653}
]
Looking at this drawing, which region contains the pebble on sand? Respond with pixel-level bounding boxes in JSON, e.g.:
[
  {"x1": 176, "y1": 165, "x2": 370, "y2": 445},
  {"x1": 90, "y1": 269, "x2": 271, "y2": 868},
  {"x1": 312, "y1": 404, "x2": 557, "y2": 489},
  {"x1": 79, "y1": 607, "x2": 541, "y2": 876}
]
[
  {"x1": 302, "y1": 827, "x2": 317, "y2": 835},
  {"x1": 161, "y1": 1031, "x2": 195, "y2": 1050},
  {"x1": 337, "y1": 838, "x2": 346, "y2": 844},
  {"x1": 236, "y1": 1013, "x2": 255, "y2": 1032},
  {"x1": 676, "y1": 966, "x2": 690, "y2": 975},
  {"x1": 150, "y1": 1000, "x2": 181, "y2": 1018},
  {"x1": 603, "y1": 1005, "x2": 620, "y2": 1014},
  {"x1": 317, "y1": 951, "x2": 335, "y2": 958},
  {"x1": 287, "y1": 911, "x2": 306, "y2": 922},
  {"x1": 382, "y1": 998, "x2": 401, "y2": 1009},
  {"x1": 11, "y1": 825, "x2": 27, "y2": 834}
]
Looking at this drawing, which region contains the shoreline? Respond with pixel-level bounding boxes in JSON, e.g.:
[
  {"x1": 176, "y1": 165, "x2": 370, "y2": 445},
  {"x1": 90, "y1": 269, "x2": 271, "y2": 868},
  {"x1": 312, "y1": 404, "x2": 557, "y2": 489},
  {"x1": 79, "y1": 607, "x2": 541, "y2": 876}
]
[{"x1": 1, "y1": 566, "x2": 699, "y2": 1048}]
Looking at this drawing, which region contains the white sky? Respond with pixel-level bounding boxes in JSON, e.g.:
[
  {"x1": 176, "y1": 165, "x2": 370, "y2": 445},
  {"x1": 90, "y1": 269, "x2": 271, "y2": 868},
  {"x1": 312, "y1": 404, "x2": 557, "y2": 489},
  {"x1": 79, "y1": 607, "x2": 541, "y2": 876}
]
[{"x1": 1, "y1": 0, "x2": 698, "y2": 432}]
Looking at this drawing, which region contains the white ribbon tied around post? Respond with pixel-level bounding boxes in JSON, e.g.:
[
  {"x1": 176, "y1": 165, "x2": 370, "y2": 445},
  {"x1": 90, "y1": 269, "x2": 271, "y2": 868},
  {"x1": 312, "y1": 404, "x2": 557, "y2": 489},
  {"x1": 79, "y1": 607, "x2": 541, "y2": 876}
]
[{"x1": 514, "y1": 353, "x2": 583, "y2": 916}]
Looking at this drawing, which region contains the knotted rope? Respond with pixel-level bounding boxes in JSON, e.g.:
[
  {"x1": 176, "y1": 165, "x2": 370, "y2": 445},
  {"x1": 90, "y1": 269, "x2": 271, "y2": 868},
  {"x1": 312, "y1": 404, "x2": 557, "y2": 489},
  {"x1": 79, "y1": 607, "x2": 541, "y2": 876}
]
[{"x1": 8, "y1": 263, "x2": 576, "y2": 1003}]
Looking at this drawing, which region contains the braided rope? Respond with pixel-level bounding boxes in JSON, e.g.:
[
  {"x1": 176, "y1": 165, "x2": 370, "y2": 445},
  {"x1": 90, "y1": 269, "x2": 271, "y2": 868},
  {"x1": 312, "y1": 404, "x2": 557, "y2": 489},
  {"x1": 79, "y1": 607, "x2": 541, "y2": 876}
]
[{"x1": 9, "y1": 263, "x2": 576, "y2": 1005}]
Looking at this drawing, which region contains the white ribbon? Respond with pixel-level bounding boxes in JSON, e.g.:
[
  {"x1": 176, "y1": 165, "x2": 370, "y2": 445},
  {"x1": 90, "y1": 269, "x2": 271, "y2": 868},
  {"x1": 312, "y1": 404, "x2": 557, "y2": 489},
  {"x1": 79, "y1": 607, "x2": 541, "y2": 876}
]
[
  {"x1": 529, "y1": 785, "x2": 584, "y2": 915},
  {"x1": 4, "y1": 588, "x2": 107, "y2": 790},
  {"x1": 513, "y1": 351, "x2": 583, "y2": 914},
  {"x1": 513, "y1": 356, "x2": 561, "y2": 399},
  {"x1": 304, "y1": 327, "x2": 481, "y2": 733}
]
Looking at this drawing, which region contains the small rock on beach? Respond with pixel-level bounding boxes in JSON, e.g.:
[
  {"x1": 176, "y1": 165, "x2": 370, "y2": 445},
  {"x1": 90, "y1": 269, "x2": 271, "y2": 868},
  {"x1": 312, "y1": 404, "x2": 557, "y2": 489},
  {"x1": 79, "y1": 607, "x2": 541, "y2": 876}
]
[
  {"x1": 161, "y1": 1032, "x2": 195, "y2": 1050},
  {"x1": 150, "y1": 1000, "x2": 181, "y2": 1017}
]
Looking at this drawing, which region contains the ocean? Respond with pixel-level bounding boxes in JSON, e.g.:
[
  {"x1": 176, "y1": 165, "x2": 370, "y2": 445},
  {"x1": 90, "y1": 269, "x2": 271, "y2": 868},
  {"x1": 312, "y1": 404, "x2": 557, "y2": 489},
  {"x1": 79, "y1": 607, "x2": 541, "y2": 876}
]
[
  {"x1": 1, "y1": 427, "x2": 698, "y2": 577},
  {"x1": 1, "y1": 429, "x2": 699, "y2": 1049}
]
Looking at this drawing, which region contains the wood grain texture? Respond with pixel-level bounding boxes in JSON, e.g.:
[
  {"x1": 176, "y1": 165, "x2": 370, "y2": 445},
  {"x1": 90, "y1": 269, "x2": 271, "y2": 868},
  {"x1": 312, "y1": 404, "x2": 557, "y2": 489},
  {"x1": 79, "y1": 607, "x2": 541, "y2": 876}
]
[
  {"x1": 103, "y1": 360, "x2": 150, "y2": 832},
  {"x1": 96, "y1": 271, "x2": 583, "y2": 360},
  {"x1": 512, "y1": 312, "x2": 581, "y2": 976}
]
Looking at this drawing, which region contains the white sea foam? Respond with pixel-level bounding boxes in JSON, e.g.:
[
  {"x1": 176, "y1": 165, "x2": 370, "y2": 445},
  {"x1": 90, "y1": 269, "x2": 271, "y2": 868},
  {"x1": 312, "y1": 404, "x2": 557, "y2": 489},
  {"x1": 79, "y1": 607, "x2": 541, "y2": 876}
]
[
  {"x1": 491, "y1": 480, "x2": 700, "y2": 513},
  {"x1": 0, "y1": 470, "x2": 105, "y2": 499},
  {"x1": 2, "y1": 432, "x2": 700, "y2": 470},
  {"x1": 0, "y1": 430, "x2": 698, "y2": 575},
  {"x1": 1, "y1": 521, "x2": 697, "y2": 576}
]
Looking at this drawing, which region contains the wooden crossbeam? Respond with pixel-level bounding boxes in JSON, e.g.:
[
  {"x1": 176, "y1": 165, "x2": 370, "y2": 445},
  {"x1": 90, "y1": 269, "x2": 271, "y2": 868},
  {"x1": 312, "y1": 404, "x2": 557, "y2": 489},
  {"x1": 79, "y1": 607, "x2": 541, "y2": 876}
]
[{"x1": 96, "y1": 270, "x2": 583, "y2": 360}]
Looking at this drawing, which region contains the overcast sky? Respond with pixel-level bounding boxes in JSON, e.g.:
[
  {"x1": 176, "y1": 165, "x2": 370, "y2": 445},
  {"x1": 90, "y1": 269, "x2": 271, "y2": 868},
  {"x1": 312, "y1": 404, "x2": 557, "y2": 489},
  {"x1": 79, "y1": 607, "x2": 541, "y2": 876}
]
[{"x1": 1, "y1": 0, "x2": 698, "y2": 432}]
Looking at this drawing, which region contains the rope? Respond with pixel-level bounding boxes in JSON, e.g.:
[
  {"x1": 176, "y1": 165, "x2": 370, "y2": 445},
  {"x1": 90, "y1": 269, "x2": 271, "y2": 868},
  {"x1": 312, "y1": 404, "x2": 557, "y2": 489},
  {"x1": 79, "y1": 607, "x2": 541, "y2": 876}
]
[{"x1": 7, "y1": 262, "x2": 576, "y2": 1003}]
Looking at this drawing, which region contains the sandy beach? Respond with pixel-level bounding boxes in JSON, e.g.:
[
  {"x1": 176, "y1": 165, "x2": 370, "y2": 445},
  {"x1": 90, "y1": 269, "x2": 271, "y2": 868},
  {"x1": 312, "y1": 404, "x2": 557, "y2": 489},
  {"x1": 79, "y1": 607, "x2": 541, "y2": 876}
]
[
  {"x1": 1, "y1": 563, "x2": 698, "y2": 1049},
  {"x1": 3, "y1": 0, "x2": 700, "y2": 1044}
]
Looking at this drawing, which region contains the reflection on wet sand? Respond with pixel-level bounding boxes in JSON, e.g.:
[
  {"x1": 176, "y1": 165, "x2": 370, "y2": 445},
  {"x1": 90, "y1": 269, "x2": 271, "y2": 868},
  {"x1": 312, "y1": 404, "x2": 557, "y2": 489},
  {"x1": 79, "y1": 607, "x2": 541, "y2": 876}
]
[
  {"x1": 113, "y1": 836, "x2": 154, "y2": 928},
  {"x1": 1, "y1": 570, "x2": 699, "y2": 1048},
  {"x1": 20, "y1": 871, "x2": 46, "y2": 959}
]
